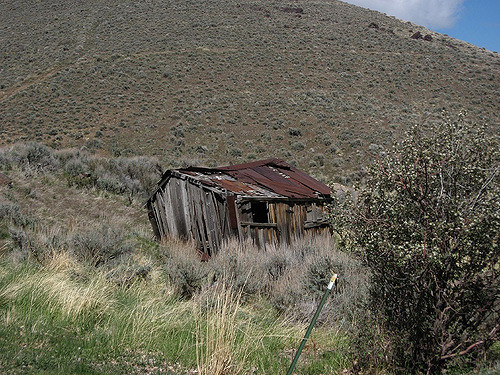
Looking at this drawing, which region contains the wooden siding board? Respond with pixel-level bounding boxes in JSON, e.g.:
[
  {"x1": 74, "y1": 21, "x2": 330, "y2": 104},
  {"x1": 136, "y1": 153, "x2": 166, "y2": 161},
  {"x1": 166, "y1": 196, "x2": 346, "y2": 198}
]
[
  {"x1": 272, "y1": 203, "x2": 279, "y2": 225},
  {"x1": 234, "y1": 198, "x2": 244, "y2": 243},
  {"x1": 171, "y1": 179, "x2": 189, "y2": 238},
  {"x1": 208, "y1": 191, "x2": 224, "y2": 254},
  {"x1": 158, "y1": 191, "x2": 173, "y2": 236},
  {"x1": 275, "y1": 202, "x2": 289, "y2": 244},
  {"x1": 219, "y1": 197, "x2": 230, "y2": 239},
  {"x1": 180, "y1": 179, "x2": 193, "y2": 238},
  {"x1": 194, "y1": 200, "x2": 208, "y2": 254},
  {"x1": 184, "y1": 182, "x2": 202, "y2": 247},
  {"x1": 219, "y1": 195, "x2": 231, "y2": 245},
  {"x1": 240, "y1": 222, "x2": 278, "y2": 228},
  {"x1": 268, "y1": 203, "x2": 279, "y2": 244},
  {"x1": 300, "y1": 204, "x2": 306, "y2": 237},
  {"x1": 193, "y1": 186, "x2": 209, "y2": 255},
  {"x1": 150, "y1": 200, "x2": 160, "y2": 237},
  {"x1": 217, "y1": 195, "x2": 227, "y2": 250},
  {"x1": 152, "y1": 198, "x2": 165, "y2": 238},
  {"x1": 227, "y1": 195, "x2": 239, "y2": 230},
  {"x1": 208, "y1": 191, "x2": 219, "y2": 253},
  {"x1": 257, "y1": 228, "x2": 265, "y2": 248},
  {"x1": 239, "y1": 201, "x2": 252, "y2": 222},
  {"x1": 168, "y1": 186, "x2": 180, "y2": 236},
  {"x1": 160, "y1": 184, "x2": 175, "y2": 236},
  {"x1": 147, "y1": 203, "x2": 161, "y2": 240},
  {"x1": 201, "y1": 189, "x2": 217, "y2": 255}
]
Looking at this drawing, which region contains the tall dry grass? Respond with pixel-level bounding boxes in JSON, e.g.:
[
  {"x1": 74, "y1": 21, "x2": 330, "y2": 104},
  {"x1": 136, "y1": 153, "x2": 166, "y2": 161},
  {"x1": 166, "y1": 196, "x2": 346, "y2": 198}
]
[
  {"x1": 194, "y1": 280, "x2": 310, "y2": 375},
  {"x1": 0, "y1": 252, "x2": 114, "y2": 322},
  {"x1": 195, "y1": 282, "x2": 247, "y2": 375},
  {"x1": 0, "y1": 231, "x2": 357, "y2": 374}
]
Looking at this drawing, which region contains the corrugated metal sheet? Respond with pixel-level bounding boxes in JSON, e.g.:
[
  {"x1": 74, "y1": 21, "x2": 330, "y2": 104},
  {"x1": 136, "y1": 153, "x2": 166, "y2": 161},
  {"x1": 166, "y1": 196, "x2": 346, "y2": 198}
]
[{"x1": 178, "y1": 158, "x2": 331, "y2": 199}]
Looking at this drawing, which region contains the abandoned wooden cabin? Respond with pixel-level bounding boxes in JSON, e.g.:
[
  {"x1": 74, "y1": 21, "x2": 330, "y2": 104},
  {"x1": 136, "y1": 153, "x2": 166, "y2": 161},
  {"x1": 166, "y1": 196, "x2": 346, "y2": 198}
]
[{"x1": 146, "y1": 158, "x2": 332, "y2": 256}]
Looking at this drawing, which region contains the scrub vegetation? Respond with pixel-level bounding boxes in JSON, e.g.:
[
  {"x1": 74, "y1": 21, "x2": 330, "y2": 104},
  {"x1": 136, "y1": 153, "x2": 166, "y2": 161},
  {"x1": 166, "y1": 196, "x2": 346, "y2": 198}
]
[
  {"x1": 0, "y1": 144, "x2": 360, "y2": 374},
  {"x1": 1, "y1": 113, "x2": 498, "y2": 374}
]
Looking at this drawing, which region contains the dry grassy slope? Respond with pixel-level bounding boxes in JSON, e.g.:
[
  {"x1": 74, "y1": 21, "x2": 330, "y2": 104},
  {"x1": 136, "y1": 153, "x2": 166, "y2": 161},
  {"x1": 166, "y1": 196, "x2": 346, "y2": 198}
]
[
  {"x1": 2, "y1": 170, "x2": 148, "y2": 233},
  {"x1": 1, "y1": 0, "x2": 498, "y2": 183}
]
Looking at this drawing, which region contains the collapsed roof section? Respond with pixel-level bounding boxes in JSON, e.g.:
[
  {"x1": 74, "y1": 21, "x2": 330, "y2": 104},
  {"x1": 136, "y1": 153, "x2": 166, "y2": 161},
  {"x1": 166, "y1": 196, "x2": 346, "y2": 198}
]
[{"x1": 159, "y1": 158, "x2": 332, "y2": 199}]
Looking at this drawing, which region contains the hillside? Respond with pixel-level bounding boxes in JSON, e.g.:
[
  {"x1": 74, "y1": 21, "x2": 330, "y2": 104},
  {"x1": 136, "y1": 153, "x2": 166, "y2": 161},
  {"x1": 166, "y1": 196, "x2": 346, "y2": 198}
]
[{"x1": 1, "y1": 0, "x2": 499, "y2": 183}]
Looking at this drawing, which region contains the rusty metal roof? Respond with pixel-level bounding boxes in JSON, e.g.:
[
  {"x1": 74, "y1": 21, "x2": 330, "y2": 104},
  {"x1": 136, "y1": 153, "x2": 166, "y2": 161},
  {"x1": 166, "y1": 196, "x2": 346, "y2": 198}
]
[{"x1": 177, "y1": 158, "x2": 331, "y2": 199}]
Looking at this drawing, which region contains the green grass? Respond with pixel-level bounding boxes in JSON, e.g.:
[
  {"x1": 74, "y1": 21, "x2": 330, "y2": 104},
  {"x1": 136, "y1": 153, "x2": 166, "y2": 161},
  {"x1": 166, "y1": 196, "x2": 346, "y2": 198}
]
[
  {"x1": 1, "y1": 148, "x2": 497, "y2": 374},
  {"x1": 0, "y1": 257, "x2": 351, "y2": 374},
  {"x1": 0, "y1": 164, "x2": 353, "y2": 374},
  {"x1": 0, "y1": 260, "x2": 192, "y2": 374}
]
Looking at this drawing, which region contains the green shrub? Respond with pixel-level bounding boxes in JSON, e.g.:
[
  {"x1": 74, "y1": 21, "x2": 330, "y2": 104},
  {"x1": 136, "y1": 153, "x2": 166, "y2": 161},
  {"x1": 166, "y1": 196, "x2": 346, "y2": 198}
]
[
  {"x1": 290, "y1": 141, "x2": 305, "y2": 152},
  {"x1": 6, "y1": 226, "x2": 68, "y2": 264},
  {"x1": 0, "y1": 151, "x2": 14, "y2": 170},
  {"x1": 331, "y1": 112, "x2": 499, "y2": 373},
  {"x1": 12, "y1": 142, "x2": 60, "y2": 172},
  {"x1": 165, "y1": 255, "x2": 209, "y2": 299},
  {"x1": 0, "y1": 202, "x2": 35, "y2": 227},
  {"x1": 8, "y1": 227, "x2": 29, "y2": 251},
  {"x1": 72, "y1": 226, "x2": 133, "y2": 267},
  {"x1": 64, "y1": 156, "x2": 90, "y2": 177},
  {"x1": 305, "y1": 255, "x2": 342, "y2": 299},
  {"x1": 229, "y1": 147, "x2": 242, "y2": 157},
  {"x1": 209, "y1": 249, "x2": 268, "y2": 297},
  {"x1": 106, "y1": 264, "x2": 152, "y2": 287},
  {"x1": 95, "y1": 174, "x2": 126, "y2": 194}
]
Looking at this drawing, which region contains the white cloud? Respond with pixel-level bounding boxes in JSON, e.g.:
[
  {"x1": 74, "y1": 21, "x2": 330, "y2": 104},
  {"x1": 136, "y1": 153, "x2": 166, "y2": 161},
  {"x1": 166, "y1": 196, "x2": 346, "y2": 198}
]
[{"x1": 342, "y1": 0, "x2": 464, "y2": 28}]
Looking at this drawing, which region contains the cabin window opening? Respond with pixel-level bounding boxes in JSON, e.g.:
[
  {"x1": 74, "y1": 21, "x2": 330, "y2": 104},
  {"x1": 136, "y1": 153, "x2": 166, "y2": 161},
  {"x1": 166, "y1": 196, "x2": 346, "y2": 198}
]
[{"x1": 251, "y1": 201, "x2": 268, "y2": 223}]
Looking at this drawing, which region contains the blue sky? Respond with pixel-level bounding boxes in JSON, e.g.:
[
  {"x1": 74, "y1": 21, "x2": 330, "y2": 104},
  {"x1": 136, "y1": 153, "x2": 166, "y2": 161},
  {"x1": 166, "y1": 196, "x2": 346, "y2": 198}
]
[
  {"x1": 435, "y1": 1, "x2": 500, "y2": 52},
  {"x1": 343, "y1": 0, "x2": 499, "y2": 52}
]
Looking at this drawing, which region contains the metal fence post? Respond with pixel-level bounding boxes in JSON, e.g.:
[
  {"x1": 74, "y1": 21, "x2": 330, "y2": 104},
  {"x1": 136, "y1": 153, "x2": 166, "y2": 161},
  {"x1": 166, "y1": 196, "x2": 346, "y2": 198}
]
[{"x1": 286, "y1": 274, "x2": 338, "y2": 375}]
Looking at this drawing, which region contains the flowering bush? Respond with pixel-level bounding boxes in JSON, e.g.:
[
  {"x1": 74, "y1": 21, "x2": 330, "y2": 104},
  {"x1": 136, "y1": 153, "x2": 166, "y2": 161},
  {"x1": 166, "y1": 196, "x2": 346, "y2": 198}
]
[{"x1": 331, "y1": 112, "x2": 499, "y2": 373}]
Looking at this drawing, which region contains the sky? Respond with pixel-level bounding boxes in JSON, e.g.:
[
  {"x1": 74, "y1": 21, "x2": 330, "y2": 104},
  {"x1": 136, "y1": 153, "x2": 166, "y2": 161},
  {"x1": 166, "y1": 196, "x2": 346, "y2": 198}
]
[{"x1": 342, "y1": 0, "x2": 500, "y2": 52}]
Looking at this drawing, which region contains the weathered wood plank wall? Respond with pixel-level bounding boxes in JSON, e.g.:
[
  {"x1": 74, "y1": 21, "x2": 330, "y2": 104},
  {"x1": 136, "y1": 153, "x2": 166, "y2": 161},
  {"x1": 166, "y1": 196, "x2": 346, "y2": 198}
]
[
  {"x1": 149, "y1": 176, "x2": 232, "y2": 256},
  {"x1": 236, "y1": 200, "x2": 330, "y2": 248},
  {"x1": 148, "y1": 177, "x2": 331, "y2": 254}
]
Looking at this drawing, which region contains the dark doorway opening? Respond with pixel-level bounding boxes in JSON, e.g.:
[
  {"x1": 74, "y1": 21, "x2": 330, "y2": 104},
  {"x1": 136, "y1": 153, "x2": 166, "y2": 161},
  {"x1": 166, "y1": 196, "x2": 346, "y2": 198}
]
[{"x1": 251, "y1": 201, "x2": 268, "y2": 223}]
